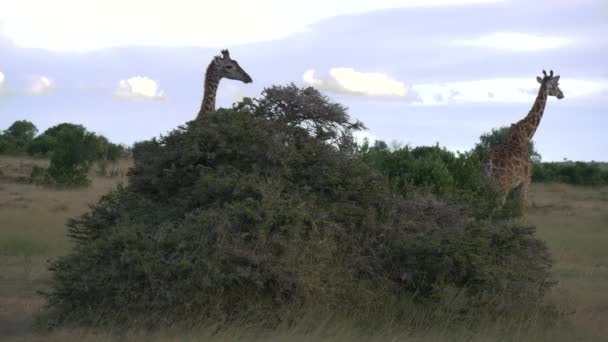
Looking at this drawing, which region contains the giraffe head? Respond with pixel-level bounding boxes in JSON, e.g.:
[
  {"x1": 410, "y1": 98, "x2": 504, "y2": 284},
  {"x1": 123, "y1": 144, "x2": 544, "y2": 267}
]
[
  {"x1": 211, "y1": 49, "x2": 253, "y2": 84},
  {"x1": 536, "y1": 69, "x2": 564, "y2": 99}
]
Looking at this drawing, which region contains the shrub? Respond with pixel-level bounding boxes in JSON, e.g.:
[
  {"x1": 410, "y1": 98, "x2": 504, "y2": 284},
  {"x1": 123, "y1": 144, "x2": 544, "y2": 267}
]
[
  {"x1": 36, "y1": 123, "x2": 101, "y2": 186},
  {"x1": 359, "y1": 142, "x2": 519, "y2": 220},
  {"x1": 27, "y1": 134, "x2": 58, "y2": 157},
  {"x1": 0, "y1": 134, "x2": 18, "y2": 154},
  {"x1": 43, "y1": 85, "x2": 554, "y2": 329}
]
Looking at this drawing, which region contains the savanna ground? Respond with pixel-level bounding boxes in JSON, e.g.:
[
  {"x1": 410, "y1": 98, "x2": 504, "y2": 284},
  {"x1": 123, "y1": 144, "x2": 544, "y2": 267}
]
[{"x1": 1, "y1": 155, "x2": 607, "y2": 341}]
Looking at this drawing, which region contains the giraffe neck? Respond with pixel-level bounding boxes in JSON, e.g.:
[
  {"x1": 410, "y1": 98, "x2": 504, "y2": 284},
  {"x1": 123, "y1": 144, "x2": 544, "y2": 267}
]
[
  {"x1": 197, "y1": 63, "x2": 220, "y2": 120},
  {"x1": 515, "y1": 83, "x2": 548, "y2": 141}
]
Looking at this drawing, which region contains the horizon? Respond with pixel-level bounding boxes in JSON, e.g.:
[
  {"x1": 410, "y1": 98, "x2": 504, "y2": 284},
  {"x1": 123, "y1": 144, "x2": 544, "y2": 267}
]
[{"x1": 1, "y1": 0, "x2": 606, "y2": 162}]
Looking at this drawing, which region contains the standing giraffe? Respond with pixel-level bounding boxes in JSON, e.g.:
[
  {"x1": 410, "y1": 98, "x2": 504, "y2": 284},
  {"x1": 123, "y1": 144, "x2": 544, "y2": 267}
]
[
  {"x1": 484, "y1": 70, "x2": 564, "y2": 223},
  {"x1": 197, "y1": 49, "x2": 253, "y2": 119}
]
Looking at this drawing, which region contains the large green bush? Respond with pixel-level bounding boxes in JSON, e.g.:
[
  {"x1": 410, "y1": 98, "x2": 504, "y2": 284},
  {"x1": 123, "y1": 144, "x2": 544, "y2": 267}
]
[{"x1": 43, "y1": 85, "x2": 554, "y2": 329}]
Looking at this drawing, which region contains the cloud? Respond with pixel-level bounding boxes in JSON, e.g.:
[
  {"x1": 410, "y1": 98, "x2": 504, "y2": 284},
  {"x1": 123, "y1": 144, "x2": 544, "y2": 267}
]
[
  {"x1": 0, "y1": 71, "x2": 11, "y2": 97},
  {"x1": 411, "y1": 78, "x2": 608, "y2": 105},
  {"x1": 223, "y1": 83, "x2": 255, "y2": 105},
  {"x1": 303, "y1": 68, "x2": 419, "y2": 100},
  {"x1": 28, "y1": 76, "x2": 56, "y2": 95},
  {"x1": 114, "y1": 76, "x2": 165, "y2": 100},
  {"x1": 353, "y1": 130, "x2": 379, "y2": 146},
  {"x1": 0, "y1": 0, "x2": 505, "y2": 51},
  {"x1": 452, "y1": 32, "x2": 575, "y2": 51}
]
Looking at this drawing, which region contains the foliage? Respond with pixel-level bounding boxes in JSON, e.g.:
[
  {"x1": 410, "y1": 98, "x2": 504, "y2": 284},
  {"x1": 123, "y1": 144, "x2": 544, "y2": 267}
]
[
  {"x1": 27, "y1": 133, "x2": 58, "y2": 157},
  {"x1": 1, "y1": 120, "x2": 127, "y2": 162},
  {"x1": 235, "y1": 83, "x2": 364, "y2": 145},
  {"x1": 44, "y1": 85, "x2": 553, "y2": 329},
  {"x1": 0, "y1": 120, "x2": 38, "y2": 154},
  {"x1": 0, "y1": 120, "x2": 129, "y2": 185},
  {"x1": 32, "y1": 123, "x2": 102, "y2": 186},
  {"x1": 533, "y1": 161, "x2": 608, "y2": 186},
  {"x1": 358, "y1": 141, "x2": 518, "y2": 220}
]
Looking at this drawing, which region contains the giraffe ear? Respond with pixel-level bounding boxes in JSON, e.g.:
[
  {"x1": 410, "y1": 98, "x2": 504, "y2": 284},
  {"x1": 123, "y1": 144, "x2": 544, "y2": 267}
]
[
  {"x1": 553, "y1": 75, "x2": 560, "y2": 82},
  {"x1": 536, "y1": 76, "x2": 543, "y2": 84}
]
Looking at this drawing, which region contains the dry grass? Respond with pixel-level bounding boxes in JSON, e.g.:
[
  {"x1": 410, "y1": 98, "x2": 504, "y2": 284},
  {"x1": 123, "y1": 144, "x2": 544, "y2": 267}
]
[
  {"x1": 529, "y1": 183, "x2": 608, "y2": 339},
  {"x1": 1, "y1": 156, "x2": 607, "y2": 341},
  {"x1": 0, "y1": 155, "x2": 131, "y2": 339}
]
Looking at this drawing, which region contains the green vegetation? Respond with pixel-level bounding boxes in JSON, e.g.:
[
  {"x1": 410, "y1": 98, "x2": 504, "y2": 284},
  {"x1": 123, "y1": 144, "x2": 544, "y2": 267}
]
[
  {"x1": 1, "y1": 120, "x2": 128, "y2": 186},
  {"x1": 0, "y1": 120, "x2": 38, "y2": 155},
  {"x1": 1, "y1": 110, "x2": 607, "y2": 339},
  {"x1": 35, "y1": 124, "x2": 104, "y2": 186},
  {"x1": 533, "y1": 161, "x2": 608, "y2": 186},
  {"x1": 358, "y1": 141, "x2": 520, "y2": 221},
  {"x1": 42, "y1": 85, "x2": 553, "y2": 331}
]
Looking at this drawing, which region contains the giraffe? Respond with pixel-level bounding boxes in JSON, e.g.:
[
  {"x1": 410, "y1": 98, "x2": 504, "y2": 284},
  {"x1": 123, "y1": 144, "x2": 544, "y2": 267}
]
[
  {"x1": 196, "y1": 49, "x2": 253, "y2": 119},
  {"x1": 484, "y1": 70, "x2": 564, "y2": 223}
]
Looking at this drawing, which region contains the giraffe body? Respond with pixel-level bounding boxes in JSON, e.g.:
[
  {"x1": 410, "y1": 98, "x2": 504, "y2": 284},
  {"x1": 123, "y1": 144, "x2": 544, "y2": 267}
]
[
  {"x1": 485, "y1": 70, "x2": 564, "y2": 223},
  {"x1": 197, "y1": 49, "x2": 252, "y2": 120}
]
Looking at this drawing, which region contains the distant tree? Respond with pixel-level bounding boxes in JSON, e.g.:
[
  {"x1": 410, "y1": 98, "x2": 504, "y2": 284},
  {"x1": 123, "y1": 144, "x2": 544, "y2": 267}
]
[
  {"x1": 27, "y1": 134, "x2": 58, "y2": 157},
  {"x1": 0, "y1": 135, "x2": 16, "y2": 154},
  {"x1": 0, "y1": 120, "x2": 38, "y2": 154},
  {"x1": 533, "y1": 161, "x2": 608, "y2": 185},
  {"x1": 5, "y1": 120, "x2": 38, "y2": 143},
  {"x1": 96, "y1": 135, "x2": 124, "y2": 161},
  {"x1": 33, "y1": 123, "x2": 101, "y2": 186}
]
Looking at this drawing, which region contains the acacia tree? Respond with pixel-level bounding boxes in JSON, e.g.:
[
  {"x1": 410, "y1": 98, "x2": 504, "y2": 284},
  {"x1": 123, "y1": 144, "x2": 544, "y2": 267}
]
[{"x1": 234, "y1": 83, "x2": 365, "y2": 146}]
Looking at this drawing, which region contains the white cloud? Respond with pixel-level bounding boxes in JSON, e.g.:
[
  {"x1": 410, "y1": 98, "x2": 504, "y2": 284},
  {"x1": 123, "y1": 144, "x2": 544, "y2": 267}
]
[
  {"x1": 353, "y1": 130, "x2": 379, "y2": 146},
  {"x1": 452, "y1": 32, "x2": 574, "y2": 51},
  {"x1": 411, "y1": 78, "x2": 608, "y2": 105},
  {"x1": 0, "y1": 71, "x2": 7, "y2": 97},
  {"x1": 302, "y1": 70, "x2": 323, "y2": 87},
  {"x1": 28, "y1": 76, "x2": 56, "y2": 95},
  {"x1": 303, "y1": 68, "x2": 418, "y2": 100},
  {"x1": 223, "y1": 83, "x2": 255, "y2": 105},
  {"x1": 0, "y1": 0, "x2": 504, "y2": 51},
  {"x1": 114, "y1": 76, "x2": 165, "y2": 100}
]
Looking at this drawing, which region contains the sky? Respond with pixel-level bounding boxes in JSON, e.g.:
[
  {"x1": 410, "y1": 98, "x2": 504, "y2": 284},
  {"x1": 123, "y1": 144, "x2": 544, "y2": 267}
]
[{"x1": 0, "y1": 0, "x2": 606, "y2": 161}]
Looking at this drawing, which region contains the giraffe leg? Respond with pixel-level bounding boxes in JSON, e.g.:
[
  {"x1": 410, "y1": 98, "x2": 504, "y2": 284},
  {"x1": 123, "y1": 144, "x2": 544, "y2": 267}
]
[
  {"x1": 518, "y1": 165, "x2": 532, "y2": 224},
  {"x1": 494, "y1": 190, "x2": 508, "y2": 219}
]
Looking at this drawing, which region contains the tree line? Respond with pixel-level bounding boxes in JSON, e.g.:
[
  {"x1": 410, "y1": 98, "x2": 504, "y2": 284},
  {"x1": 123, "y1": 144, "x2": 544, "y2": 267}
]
[{"x1": 0, "y1": 120, "x2": 129, "y2": 186}]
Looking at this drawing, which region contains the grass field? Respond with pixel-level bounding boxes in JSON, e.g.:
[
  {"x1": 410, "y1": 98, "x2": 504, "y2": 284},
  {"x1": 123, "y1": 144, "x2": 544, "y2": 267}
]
[{"x1": 1, "y1": 155, "x2": 607, "y2": 341}]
